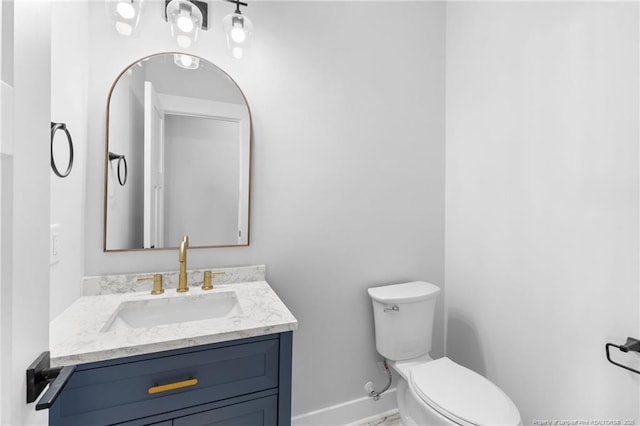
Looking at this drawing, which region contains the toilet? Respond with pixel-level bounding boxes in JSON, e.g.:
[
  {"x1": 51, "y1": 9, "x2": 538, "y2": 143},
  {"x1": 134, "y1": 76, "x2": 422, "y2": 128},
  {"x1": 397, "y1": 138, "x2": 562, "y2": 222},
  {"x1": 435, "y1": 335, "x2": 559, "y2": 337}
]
[{"x1": 368, "y1": 281, "x2": 522, "y2": 426}]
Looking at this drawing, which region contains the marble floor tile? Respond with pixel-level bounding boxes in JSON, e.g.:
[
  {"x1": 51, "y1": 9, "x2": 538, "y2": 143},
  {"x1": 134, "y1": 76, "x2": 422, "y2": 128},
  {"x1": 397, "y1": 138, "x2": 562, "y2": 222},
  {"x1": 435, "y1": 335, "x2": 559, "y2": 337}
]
[{"x1": 355, "y1": 411, "x2": 401, "y2": 426}]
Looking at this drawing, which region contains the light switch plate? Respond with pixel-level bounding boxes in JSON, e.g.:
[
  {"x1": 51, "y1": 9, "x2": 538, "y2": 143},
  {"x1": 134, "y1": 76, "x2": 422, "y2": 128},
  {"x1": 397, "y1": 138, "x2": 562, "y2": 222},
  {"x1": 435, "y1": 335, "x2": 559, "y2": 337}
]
[{"x1": 50, "y1": 224, "x2": 61, "y2": 265}]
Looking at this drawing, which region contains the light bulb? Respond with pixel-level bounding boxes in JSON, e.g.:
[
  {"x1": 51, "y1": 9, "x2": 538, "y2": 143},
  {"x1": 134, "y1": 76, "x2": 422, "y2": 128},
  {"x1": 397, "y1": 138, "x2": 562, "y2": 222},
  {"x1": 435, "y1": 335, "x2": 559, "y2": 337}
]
[
  {"x1": 176, "y1": 35, "x2": 192, "y2": 48},
  {"x1": 176, "y1": 15, "x2": 194, "y2": 33},
  {"x1": 173, "y1": 54, "x2": 200, "y2": 70},
  {"x1": 166, "y1": 0, "x2": 202, "y2": 48},
  {"x1": 116, "y1": 1, "x2": 136, "y2": 19},
  {"x1": 179, "y1": 55, "x2": 193, "y2": 67},
  {"x1": 231, "y1": 26, "x2": 246, "y2": 43},
  {"x1": 115, "y1": 21, "x2": 133, "y2": 36},
  {"x1": 223, "y1": 12, "x2": 253, "y2": 59},
  {"x1": 108, "y1": 0, "x2": 142, "y2": 36}
]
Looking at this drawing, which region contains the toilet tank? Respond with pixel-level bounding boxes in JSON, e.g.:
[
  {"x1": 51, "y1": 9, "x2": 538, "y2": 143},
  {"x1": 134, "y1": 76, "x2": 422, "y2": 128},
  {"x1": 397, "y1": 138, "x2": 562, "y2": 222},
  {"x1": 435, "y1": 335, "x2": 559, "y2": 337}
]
[{"x1": 368, "y1": 281, "x2": 441, "y2": 361}]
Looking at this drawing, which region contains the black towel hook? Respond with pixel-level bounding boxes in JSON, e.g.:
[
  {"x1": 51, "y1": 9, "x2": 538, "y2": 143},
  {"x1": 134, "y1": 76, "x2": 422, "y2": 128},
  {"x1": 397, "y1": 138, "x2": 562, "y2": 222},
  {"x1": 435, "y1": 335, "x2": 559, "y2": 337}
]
[
  {"x1": 605, "y1": 337, "x2": 640, "y2": 375},
  {"x1": 50, "y1": 122, "x2": 74, "y2": 178},
  {"x1": 108, "y1": 152, "x2": 128, "y2": 186}
]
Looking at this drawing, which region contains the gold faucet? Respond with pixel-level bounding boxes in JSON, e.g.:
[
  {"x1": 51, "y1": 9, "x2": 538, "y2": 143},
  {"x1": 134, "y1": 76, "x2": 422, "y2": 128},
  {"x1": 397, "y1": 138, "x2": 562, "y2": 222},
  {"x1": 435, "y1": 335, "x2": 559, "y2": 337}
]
[{"x1": 177, "y1": 235, "x2": 189, "y2": 293}]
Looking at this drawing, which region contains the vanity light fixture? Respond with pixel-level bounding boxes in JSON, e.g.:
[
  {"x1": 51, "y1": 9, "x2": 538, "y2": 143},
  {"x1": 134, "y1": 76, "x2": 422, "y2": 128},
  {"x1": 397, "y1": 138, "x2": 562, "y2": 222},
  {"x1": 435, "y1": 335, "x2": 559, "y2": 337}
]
[
  {"x1": 106, "y1": 0, "x2": 255, "y2": 56},
  {"x1": 174, "y1": 53, "x2": 200, "y2": 70},
  {"x1": 165, "y1": 0, "x2": 208, "y2": 49},
  {"x1": 222, "y1": 0, "x2": 253, "y2": 59},
  {"x1": 108, "y1": 0, "x2": 143, "y2": 36}
]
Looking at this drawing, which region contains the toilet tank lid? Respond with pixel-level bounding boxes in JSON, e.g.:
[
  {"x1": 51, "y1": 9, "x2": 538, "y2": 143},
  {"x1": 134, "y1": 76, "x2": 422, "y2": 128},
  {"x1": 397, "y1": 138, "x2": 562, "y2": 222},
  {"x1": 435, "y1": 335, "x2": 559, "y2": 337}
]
[{"x1": 368, "y1": 281, "x2": 441, "y2": 304}]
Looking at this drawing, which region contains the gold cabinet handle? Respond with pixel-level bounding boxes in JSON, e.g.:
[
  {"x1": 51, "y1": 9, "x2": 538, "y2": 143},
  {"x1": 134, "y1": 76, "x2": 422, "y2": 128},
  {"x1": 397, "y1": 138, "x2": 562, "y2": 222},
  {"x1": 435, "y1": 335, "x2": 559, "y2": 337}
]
[{"x1": 148, "y1": 378, "x2": 198, "y2": 394}]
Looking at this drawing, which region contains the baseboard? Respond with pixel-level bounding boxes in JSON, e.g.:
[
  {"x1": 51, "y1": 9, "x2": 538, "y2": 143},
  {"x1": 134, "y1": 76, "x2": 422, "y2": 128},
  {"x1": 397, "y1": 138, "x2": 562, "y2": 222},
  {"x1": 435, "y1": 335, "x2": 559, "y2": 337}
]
[{"x1": 292, "y1": 388, "x2": 397, "y2": 426}]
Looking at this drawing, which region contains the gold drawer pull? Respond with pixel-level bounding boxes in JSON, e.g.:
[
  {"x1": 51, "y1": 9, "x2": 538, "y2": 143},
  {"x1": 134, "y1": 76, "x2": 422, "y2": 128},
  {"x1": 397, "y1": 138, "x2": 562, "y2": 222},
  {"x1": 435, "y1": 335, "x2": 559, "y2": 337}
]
[{"x1": 148, "y1": 378, "x2": 198, "y2": 395}]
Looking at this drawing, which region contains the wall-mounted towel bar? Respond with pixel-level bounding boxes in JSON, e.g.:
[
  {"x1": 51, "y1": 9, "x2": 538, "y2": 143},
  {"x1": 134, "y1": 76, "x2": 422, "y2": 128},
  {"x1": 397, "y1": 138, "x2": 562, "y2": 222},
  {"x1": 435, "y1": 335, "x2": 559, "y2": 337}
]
[
  {"x1": 50, "y1": 122, "x2": 74, "y2": 178},
  {"x1": 605, "y1": 337, "x2": 640, "y2": 375},
  {"x1": 108, "y1": 152, "x2": 128, "y2": 186}
]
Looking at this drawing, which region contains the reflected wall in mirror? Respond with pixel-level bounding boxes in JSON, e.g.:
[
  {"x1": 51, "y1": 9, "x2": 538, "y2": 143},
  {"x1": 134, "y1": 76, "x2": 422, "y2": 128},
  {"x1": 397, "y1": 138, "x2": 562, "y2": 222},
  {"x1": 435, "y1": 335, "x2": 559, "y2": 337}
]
[{"x1": 104, "y1": 53, "x2": 251, "y2": 251}]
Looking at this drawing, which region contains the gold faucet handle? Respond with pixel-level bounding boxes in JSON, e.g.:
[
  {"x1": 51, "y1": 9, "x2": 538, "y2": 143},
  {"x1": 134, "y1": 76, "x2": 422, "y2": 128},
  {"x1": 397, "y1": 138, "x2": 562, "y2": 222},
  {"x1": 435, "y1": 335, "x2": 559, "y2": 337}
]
[
  {"x1": 137, "y1": 274, "x2": 164, "y2": 295},
  {"x1": 202, "y1": 271, "x2": 225, "y2": 291}
]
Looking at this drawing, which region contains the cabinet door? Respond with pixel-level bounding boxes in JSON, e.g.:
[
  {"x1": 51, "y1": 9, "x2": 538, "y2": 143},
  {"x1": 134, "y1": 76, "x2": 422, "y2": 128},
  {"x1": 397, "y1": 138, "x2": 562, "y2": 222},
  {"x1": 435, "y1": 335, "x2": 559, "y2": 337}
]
[
  {"x1": 173, "y1": 395, "x2": 278, "y2": 426},
  {"x1": 49, "y1": 338, "x2": 279, "y2": 426}
]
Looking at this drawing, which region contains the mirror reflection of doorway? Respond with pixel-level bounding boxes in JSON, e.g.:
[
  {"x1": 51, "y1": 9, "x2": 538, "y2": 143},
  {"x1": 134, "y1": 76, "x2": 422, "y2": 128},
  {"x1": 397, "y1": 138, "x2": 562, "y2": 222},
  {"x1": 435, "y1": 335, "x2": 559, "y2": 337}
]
[
  {"x1": 164, "y1": 114, "x2": 241, "y2": 246},
  {"x1": 143, "y1": 81, "x2": 165, "y2": 249}
]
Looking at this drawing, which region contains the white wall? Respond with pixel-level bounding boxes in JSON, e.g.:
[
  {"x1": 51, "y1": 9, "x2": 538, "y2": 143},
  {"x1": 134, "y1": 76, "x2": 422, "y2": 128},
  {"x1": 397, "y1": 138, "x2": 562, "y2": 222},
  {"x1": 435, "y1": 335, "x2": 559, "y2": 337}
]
[
  {"x1": 105, "y1": 69, "x2": 145, "y2": 250},
  {"x1": 2, "y1": 1, "x2": 51, "y2": 424},
  {"x1": 83, "y1": 0, "x2": 446, "y2": 416},
  {"x1": 445, "y1": 2, "x2": 640, "y2": 423},
  {"x1": 50, "y1": 1, "x2": 88, "y2": 319},
  {"x1": 145, "y1": 58, "x2": 245, "y2": 105},
  {"x1": 164, "y1": 115, "x2": 240, "y2": 246},
  {"x1": 0, "y1": 1, "x2": 14, "y2": 421}
]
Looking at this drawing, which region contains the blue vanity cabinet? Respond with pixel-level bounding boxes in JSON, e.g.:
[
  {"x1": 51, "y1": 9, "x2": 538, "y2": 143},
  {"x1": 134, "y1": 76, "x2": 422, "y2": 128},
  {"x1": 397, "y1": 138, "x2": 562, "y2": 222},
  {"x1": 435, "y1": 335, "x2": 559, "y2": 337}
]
[
  {"x1": 49, "y1": 332, "x2": 293, "y2": 426},
  {"x1": 173, "y1": 394, "x2": 278, "y2": 425}
]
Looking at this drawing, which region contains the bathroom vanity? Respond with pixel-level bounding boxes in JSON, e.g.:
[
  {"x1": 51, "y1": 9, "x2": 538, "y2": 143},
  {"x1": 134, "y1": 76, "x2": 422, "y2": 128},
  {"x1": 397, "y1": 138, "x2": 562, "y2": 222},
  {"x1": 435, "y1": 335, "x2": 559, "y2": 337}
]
[
  {"x1": 49, "y1": 333, "x2": 292, "y2": 426},
  {"x1": 48, "y1": 268, "x2": 297, "y2": 426},
  {"x1": 43, "y1": 52, "x2": 287, "y2": 424}
]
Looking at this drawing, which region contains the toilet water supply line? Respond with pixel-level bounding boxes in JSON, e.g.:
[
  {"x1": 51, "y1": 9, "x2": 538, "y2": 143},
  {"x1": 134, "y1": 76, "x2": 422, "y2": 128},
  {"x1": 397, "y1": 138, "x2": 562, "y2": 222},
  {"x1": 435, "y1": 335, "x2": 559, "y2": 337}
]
[{"x1": 368, "y1": 360, "x2": 392, "y2": 401}]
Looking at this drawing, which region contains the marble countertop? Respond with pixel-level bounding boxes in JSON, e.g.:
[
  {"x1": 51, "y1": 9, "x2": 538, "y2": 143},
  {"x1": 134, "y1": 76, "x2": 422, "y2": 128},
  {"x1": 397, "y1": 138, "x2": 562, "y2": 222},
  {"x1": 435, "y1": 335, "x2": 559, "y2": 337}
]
[{"x1": 50, "y1": 280, "x2": 298, "y2": 367}]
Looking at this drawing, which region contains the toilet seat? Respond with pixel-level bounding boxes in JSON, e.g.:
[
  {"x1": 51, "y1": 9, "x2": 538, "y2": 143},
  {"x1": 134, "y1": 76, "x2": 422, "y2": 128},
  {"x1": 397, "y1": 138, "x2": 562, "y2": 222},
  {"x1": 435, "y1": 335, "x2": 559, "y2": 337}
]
[{"x1": 409, "y1": 357, "x2": 521, "y2": 426}]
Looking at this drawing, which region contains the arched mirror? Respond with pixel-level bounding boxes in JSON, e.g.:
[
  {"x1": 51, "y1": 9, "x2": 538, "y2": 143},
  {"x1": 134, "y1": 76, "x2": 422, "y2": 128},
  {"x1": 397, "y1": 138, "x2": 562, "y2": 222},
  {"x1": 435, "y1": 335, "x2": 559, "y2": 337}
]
[{"x1": 104, "y1": 53, "x2": 251, "y2": 251}]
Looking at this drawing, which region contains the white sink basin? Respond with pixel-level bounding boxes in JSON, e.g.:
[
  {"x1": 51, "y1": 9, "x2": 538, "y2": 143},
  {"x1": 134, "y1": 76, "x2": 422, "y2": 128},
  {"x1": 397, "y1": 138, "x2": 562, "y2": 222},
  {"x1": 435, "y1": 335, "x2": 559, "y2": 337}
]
[{"x1": 101, "y1": 291, "x2": 242, "y2": 332}]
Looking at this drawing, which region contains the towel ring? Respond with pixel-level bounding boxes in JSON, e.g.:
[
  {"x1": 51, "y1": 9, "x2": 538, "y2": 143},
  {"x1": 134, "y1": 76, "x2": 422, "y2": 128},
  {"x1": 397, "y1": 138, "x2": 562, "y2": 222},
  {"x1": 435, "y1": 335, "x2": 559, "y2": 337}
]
[
  {"x1": 605, "y1": 337, "x2": 640, "y2": 375},
  {"x1": 108, "y1": 152, "x2": 128, "y2": 186},
  {"x1": 50, "y1": 122, "x2": 74, "y2": 178}
]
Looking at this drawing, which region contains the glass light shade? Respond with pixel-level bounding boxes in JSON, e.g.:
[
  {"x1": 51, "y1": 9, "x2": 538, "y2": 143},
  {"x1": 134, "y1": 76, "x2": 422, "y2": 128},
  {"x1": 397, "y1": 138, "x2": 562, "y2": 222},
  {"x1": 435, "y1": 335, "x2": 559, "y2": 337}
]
[
  {"x1": 232, "y1": 46, "x2": 244, "y2": 59},
  {"x1": 177, "y1": 15, "x2": 194, "y2": 32},
  {"x1": 176, "y1": 35, "x2": 192, "y2": 48},
  {"x1": 107, "y1": 0, "x2": 143, "y2": 37},
  {"x1": 116, "y1": 2, "x2": 135, "y2": 19},
  {"x1": 115, "y1": 21, "x2": 133, "y2": 36},
  {"x1": 173, "y1": 54, "x2": 200, "y2": 70},
  {"x1": 223, "y1": 12, "x2": 253, "y2": 59},
  {"x1": 166, "y1": 0, "x2": 203, "y2": 49}
]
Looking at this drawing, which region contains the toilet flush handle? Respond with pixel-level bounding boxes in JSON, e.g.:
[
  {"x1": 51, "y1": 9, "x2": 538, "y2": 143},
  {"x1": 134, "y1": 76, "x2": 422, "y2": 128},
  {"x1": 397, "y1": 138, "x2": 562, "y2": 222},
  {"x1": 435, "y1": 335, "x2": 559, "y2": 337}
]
[{"x1": 383, "y1": 305, "x2": 399, "y2": 312}]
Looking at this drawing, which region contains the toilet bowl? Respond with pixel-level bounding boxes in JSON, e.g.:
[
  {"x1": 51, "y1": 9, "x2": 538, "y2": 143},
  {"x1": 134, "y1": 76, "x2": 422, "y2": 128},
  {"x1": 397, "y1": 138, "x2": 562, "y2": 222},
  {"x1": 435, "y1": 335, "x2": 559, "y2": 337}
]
[{"x1": 368, "y1": 282, "x2": 522, "y2": 426}]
